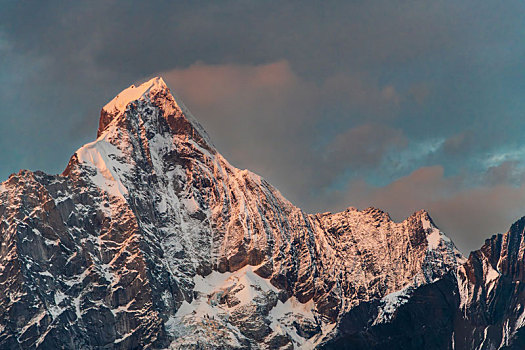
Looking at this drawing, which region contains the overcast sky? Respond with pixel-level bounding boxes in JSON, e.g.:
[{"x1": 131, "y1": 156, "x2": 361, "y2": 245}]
[{"x1": 1, "y1": 1, "x2": 525, "y2": 253}]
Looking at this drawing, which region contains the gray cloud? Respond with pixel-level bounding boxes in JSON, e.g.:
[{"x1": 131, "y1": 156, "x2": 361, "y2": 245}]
[
  {"x1": 325, "y1": 124, "x2": 407, "y2": 168},
  {"x1": 160, "y1": 61, "x2": 411, "y2": 207},
  {"x1": 1, "y1": 1, "x2": 525, "y2": 254}
]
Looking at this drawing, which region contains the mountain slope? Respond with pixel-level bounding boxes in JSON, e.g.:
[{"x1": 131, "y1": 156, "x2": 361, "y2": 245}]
[
  {"x1": 453, "y1": 216, "x2": 525, "y2": 349},
  {"x1": 0, "y1": 77, "x2": 467, "y2": 349}
]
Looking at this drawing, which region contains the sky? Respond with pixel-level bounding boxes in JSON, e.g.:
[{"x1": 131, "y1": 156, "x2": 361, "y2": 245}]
[{"x1": 1, "y1": 1, "x2": 525, "y2": 253}]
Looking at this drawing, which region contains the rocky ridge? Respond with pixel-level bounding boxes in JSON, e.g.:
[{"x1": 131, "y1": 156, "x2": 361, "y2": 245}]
[{"x1": 0, "y1": 77, "x2": 522, "y2": 349}]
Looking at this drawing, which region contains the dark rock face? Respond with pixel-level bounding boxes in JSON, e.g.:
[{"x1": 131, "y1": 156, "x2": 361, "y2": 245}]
[
  {"x1": 323, "y1": 273, "x2": 460, "y2": 350},
  {"x1": 451, "y1": 217, "x2": 525, "y2": 349},
  {"x1": 319, "y1": 215, "x2": 525, "y2": 350},
  {"x1": 0, "y1": 170, "x2": 172, "y2": 349},
  {"x1": 2, "y1": 76, "x2": 525, "y2": 349}
]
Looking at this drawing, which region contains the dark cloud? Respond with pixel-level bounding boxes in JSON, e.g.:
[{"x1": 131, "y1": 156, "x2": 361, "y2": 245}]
[
  {"x1": 325, "y1": 124, "x2": 407, "y2": 167},
  {"x1": 161, "y1": 61, "x2": 410, "y2": 207},
  {"x1": 408, "y1": 83, "x2": 431, "y2": 105},
  {"x1": 442, "y1": 132, "x2": 474, "y2": 156},
  {"x1": 483, "y1": 161, "x2": 525, "y2": 186},
  {"x1": 1, "y1": 1, "x2": 525, "y2": 253}
]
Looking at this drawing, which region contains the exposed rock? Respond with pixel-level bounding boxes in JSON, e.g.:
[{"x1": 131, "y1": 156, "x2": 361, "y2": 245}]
[{"x1": 5, "y1": 76, "x2": 513, "y2": 349}]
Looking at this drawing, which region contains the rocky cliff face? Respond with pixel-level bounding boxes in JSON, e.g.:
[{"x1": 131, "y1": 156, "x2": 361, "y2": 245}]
[
  {"x1": 324, "y1": 214, "x2": 525, "y2": 350},
  {"x1": 0, "y1": 77, "x2": 522, "y2": 349},
  {"x1": 452, "y1": 217, "x2": 525, "y2": 349}
]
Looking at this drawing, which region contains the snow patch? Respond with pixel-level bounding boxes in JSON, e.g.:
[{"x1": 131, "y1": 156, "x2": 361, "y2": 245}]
[
  {"x1": 48, "y1": 291, "x2": 67, "y2": 319},
  {"x1": 73, "y1": 294, "x2": 82, "y2": 319},
  {"x1": 181, "y1": 197, "x2": 200, "y2": 215},
  {"x1": 76, "y1": 140, "x2": 130, "y2": 199},
  {"x1": 426, "y1": 227, "x2": 443, "y2": 250},
  {"x1": 167, "y1": 265, "x2": 327, "y2": 348},
  {"x1": 268, "y1": 297, "x2": 327, "y2": 349},
  {"x1": 103, "y1": 77, "x2": 167, "y2": 117},
  {"x1": 373, "y1": 285, "x2": 412, "y2": 325},
  {"x1": 483, "y1": 256, "x2": 500, "y2": 295}
]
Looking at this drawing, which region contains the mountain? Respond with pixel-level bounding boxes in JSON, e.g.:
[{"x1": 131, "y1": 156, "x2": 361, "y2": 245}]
[{"x1": 0, "y1": 77, "x2": 522, "y2": 349}]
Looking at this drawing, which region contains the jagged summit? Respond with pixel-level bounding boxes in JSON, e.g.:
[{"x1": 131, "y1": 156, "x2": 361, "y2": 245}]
[
  {"x1": 96, "y1": 77, "x2": 213, "y2": 149},
  {"x1": 102, "y1": 77, "x2": 169, "y2": 116},
  {"x1": 98, "y1": 77, "x2": 168, "y2": 137},
  {"x1": 409, "y1": 208, "x2": 435, "y2": 226}
]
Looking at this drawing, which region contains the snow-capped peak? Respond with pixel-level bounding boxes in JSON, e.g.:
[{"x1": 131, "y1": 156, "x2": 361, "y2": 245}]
[
  {"x1": 97, "y1": 77, "x2": 173, "y2": 138},
  {"x1": 102, "y1": 76, "x2": 168, "y2": 116},
  {"x1": 96, "y1": 76, "x2": 214, "y2": 149}
]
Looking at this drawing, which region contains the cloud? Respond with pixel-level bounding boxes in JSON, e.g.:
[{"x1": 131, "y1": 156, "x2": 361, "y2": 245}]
[
  {"x1": 325, "y1": 124, "x2": 407, "y2": 168},
  {"x1": 483, "y1": 161, "x2": 525, "y2": 186},
  {"x1": 162, "y1": 60, "x2": 302, "y2": 107},
  {"x1": 484, "y1": 146, "x2": 525, "y2": 169},
  {"x1": 159, "y1": 61, "x2": 409, "y2": 206},
  {"x1": 408, "y1": 83, "x2": 431, "y2": 105},
  {"x1": 442, "y1": 132, "x2": 474, "y2": 156},
  {"x1": 321, "y1": 74, "x2": 401, "y2": 117}
]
